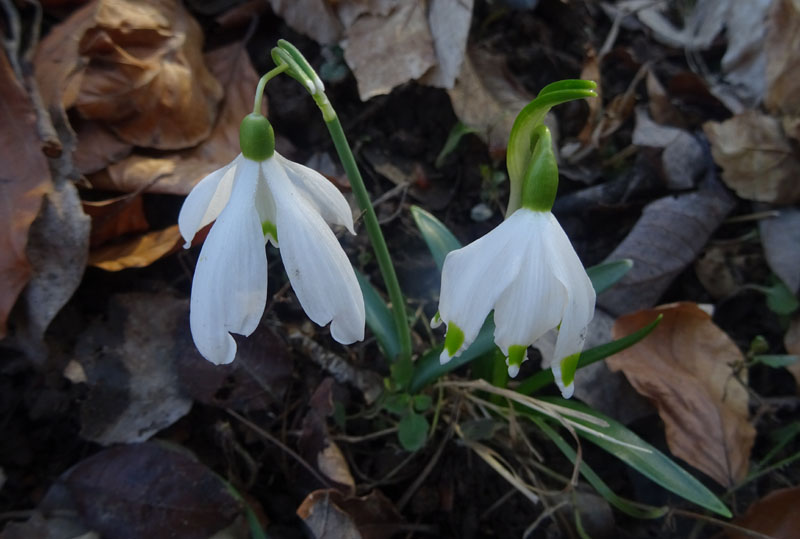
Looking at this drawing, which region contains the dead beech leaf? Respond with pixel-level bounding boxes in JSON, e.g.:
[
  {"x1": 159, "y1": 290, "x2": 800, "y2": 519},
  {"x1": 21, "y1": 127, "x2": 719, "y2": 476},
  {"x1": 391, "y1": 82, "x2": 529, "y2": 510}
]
[
  {"x1": 0, "y1": 48, "x2": 52, "y2": 339},
  {"x1": 35, "y1": 0, "x2": 223, "y2": 151},
  {"x1": 83, "y1": 194, "x2": 149, "y2": 247},
  {"x1": 72, "y1": 293, "x2": 192, "y2": 445},
  {"x1": 765, "y1": 0, "x2": 800, "y2": 123},
  {"x1": 607, "y1": 302, "x2": 755, "y2": 486},
  {"x1": 759, "y1": 208, "x2": 800, "y2": 294},
  {"x1": 597, "y1": 187, "x2": 735, "y2": 316},
  {"x1": 267, "y1": 0, "x2": 343, "y2": 44},
  {"x1": 704, "y1": 110, "x2": 800, "y2": 204},
  {"x1": 342, "y1": 0, "x2": 436, "y2": 101},
  {"x1": 72, "y1": 121, "x2": 133, "y2": 175},
  {"x1": 729, "y1": 486, "x2": 800, "y2": 539},
  {"x1": 784, "y1": 316, "x2": 800, "y2": 391},
  {"x1": 64, "y1": 442, "x2": 239, "y2": 538},
  {"x1": 90, "y1": 42, "x2": 257, "y2": 195},
  {"x1": 297, "y1": 489, "x2": 404, "y2": 539},
  {"x1": 88, "y1": 225, "x2": 182, "y2": 271},
  {"x1": 419, "y1": 0, "x2": 473, "y2": 89},
  {"x1": 447, "y1": 48, "x2": 532, "y2": 157}
]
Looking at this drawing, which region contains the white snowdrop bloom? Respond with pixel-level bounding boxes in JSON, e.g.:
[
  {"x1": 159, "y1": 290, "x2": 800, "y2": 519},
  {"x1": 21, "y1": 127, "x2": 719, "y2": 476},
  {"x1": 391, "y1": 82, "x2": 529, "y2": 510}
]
[{"x1": 179, "y1": 114, "x2": 365, "y2": 365}]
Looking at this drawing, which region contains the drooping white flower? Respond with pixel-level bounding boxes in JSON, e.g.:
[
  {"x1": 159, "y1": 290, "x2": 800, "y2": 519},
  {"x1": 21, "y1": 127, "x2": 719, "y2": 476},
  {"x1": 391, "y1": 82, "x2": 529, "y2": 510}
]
[
  {"x1": 433, "y1": 208, "x2": 595, "y2": 398},
  {"x1": 179, "y1": 138, "x2": 365, "y2": 365}
]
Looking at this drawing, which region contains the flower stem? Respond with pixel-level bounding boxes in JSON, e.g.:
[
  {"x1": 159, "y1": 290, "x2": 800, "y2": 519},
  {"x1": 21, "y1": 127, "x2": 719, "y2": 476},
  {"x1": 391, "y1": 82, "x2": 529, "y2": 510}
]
[
  {"x1": 325, "y1": 115, "x2": 412, "y2": 362},
  {"x1": 253, "y1": 64, "x2": 288, "y2": 115}
]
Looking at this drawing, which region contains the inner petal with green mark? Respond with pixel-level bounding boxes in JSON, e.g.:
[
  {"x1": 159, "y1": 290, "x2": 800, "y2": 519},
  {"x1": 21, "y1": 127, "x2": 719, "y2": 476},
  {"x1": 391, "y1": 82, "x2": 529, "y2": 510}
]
[
  {"x1": 559, "y1": 352, "x2": 580, "y2": 388},
  {"x1": 443, "y1": 322, "x2": 465, "y2": 359},
  {"x1": 262, "y1": 220, "x2": 278, "y2": 244},
  {"x1": 506, "y1": 344, "x2": 527, "y2": 377}
]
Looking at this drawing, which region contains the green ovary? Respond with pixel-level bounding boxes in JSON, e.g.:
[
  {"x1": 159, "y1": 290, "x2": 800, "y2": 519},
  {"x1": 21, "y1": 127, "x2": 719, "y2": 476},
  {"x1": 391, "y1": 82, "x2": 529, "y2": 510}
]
[{"x1": 444, "y1": 323, "x2": 465, "y2": 357}]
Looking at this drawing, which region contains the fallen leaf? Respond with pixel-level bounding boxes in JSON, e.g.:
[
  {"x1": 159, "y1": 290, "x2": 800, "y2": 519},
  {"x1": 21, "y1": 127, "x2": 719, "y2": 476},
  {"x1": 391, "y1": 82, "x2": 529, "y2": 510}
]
[
  {"x1": 71, "y1": 121, "x2": 133, "y2": 175},
  {"x1": 90, "y1": 42, "x2": 258, "y2": 195},
  {"x1": 297, "y1": 489, "x2": 405, "y2": 539},
  {"x1": 729, "y1": 486, "x2": 800, "y2": 539},
  {"x1": 82, "y1": 194, "x2": 150, "y2": 247},
  {"x1": 88, "y1": 225, "x2": 182, "y2": 271},
  {"x1": 72, "y1": 293, "x2": 193, "y2": 445},
  {"x1": 597, "y1": 187, "x2": 736, "y2": 316},
  {"x1": 419, "y1": 0, "x2": 473, "y2": 89},
  {"x1": 619, "y1": 0, "x2": 727, "y2": 50},
  {"x1": 694, "y1": 242, "x2": 762, "y2": 300},
  {"x1": 784, "y1": 316, "x2": 800, "y2": 391},
  {"x1": 720, "y1": 0, "x2": 771, "y2": 106},
  {"x1": 759, "y1": 208, "x2": 800, "y2": 294},
  {"x1": 765, "y1": 0, "x2": 800, "y2": 128},
  {"x1": 64, "y1": 442, "x2": 240, "y2": 538},
  {"x1": 35, "y1": 0, "x2": 223, "y2": 151},
  {"x1": 607, "y1": 302, "x2": 755, "y2": 486},
  {"x1": 267, "y1": 0, "x2": 342, "y2": 44},
  {"x1": 0, "y1": 48, "x2": 52, "y2": 339},
  {"x1": 342, "y1": 0, "x2": 436, "y2": 101},
  {"x1": 704, "y1": 110, "x2": 800, "y2": 204},
  {"x1": 447, "y1": 48, "x2": 532, "y2": 157},
  {"x1": 646, "y1": 71, "x2": 686, "y2": 128}
]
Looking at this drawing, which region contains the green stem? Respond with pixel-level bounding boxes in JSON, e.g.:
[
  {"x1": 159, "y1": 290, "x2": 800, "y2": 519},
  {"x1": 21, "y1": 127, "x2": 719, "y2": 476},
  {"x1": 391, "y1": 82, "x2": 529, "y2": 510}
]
[
  {"x1": 325, "y1": 116, "x2": 412, "y2": 362},
  {"x1": 253, "y1": 64, "x2": 288, "y2": 114}
]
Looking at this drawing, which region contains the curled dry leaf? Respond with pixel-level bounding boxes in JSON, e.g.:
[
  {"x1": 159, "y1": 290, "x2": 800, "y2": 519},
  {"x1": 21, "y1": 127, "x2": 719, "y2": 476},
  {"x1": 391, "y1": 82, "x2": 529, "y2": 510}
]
[
  {"x1": 704, "y1": 110, "x2": 800, "y2": 204},
  {"x1": 267, "y1": 0, "x2": 342, "y2": 44},
  {"x1": 765, "y1": 0, "x2": 800, "y2": 132},
  {"x1": 597, "y1": 187, "x2": 735, "y2": 316},
  {"x1": 729, "y1": 486, "x2": 800, "y2": 539},
  {"x1": 88, "y1": 225, "x2": 182, "y2": 271},
  {"x1": 90, "y1": 42, "x2": 257, "y2": 195},
  {"x1": 419, "y1": 0, "x2": 473, "y2": 89},
  {"x1": 759, "y1": 208, "x2": 800, "y2": 294},
  {"x1": 0, "y1": 49, "x2": 52, "y2": 338},
  {"x1": 297, "y1": 489, "x2": 404, "y2": 539},
  {"x1": 607, "y1": 302, "x2": 755, "y2": 487},
  {"x1": 83, "y1": 194, "x2": 149, "y2": 247},
  {"x1": 35, "y1": 0, "x2": 222, "y2": 151}
]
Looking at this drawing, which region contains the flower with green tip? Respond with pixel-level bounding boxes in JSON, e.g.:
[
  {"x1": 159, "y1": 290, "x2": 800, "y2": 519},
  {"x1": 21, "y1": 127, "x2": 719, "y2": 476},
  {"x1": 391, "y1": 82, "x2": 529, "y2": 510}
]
[{"x1": 179, "y1": 113, "x2": 365, "y2": 365}]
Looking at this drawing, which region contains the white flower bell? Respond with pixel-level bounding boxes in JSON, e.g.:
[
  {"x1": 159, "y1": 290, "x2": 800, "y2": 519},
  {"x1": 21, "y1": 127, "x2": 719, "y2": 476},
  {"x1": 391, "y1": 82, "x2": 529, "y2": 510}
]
[
  {"x1": 179, "y1": 113, "x2": 365, "y2": 365},
  {"x1": 433, "y1": 126, "x2": 595, "y2": 398}
]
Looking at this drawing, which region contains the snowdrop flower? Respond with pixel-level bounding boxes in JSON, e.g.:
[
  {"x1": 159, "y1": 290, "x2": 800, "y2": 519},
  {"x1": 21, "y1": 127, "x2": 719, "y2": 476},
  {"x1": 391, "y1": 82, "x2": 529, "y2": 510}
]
[
  {"x1": 432, "y1": 126, "x2": 595, "y2": 398},
  {"x1": 179, "y1": 113, "x2": 365, "y2": 365}
]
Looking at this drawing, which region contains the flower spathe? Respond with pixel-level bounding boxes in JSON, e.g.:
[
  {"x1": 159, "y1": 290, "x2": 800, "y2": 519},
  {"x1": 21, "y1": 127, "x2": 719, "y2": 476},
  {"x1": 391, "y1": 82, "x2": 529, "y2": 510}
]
[
  {"x1": 179, "y1": 151, "x2": 365, "y2": 365},
  {"x1": 433, "y1": 208, "x2": 595, "y2": 398}
]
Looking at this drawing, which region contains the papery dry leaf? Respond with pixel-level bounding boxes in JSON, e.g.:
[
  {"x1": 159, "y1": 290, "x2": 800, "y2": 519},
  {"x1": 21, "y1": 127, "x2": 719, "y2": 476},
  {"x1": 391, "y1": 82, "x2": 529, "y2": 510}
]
[
  {"x1": 297, "y1": 489, "x2": 404, "y2": 539},
  {"x1": 729, "y1": 486, "x2": 800, "y2": 539},
  {"x1": 720, "y1": 0, "x2": 770, "y2": 106},
  {"x1": 88, "y1": 225, "x2": 182, "y2": 271},
  {"x1": 646, "y1": 71, "x2": 686, "y2": 127},
  {"x1": 765, "y1": 0, "x2": 800, "y2": 125},
  {"x1": 759, "y1": 208, "x2": 800, "y2": 293},
  {"x1": 342, "y1": 0, "x2": 436, "y2": 101},
  {"x1": 83, "y1": 194, "x2": 149, "y2": 247},
  {"x1": 419, "y1": 0, "x2": 473, "y2": 89},
  {"x1": 0, "y1": 48, "x2": 52, "y2": 338},
  {"x1": 607, "y1": 302, "x2": 755, "y2": 486},
  {"x1": 447, "y1": 48, "x2": 531, "y2": 157},
  {"x1": 597, "y1": 187, "x2": 735, "y2": 315},
  {"x1": 72, "y1": 121, "x2": 133, "y2": 175},
  {"x1": 784, "y1": 316, "x2": 800, "y2": 391},
  {"x1": 268, "y1": 0, "x2": 342, "y2": 44},
  {"x1": 35, "y1": 0, "x2": 222, "y2": 151},
  {"x1": 90, "y1": 42, "x2": 257, "y2": 195},
  {"x1": 704, "y1": 110, "x2": 800, "y2": 204}
]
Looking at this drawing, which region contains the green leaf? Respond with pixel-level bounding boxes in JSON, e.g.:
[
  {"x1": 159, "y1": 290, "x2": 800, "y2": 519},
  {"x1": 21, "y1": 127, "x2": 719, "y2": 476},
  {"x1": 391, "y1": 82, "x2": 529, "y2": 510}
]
[
  {"x1": 412, "y1": 394, "x2": 433, "y2": 412},
  {"x1": 763, "y1": 279, "x2": 799, "y2": 315},
  {"x1": 753, "y1": 354, "x2": 799, "y2": 368},
  {"x1": 586, "y1": 259, "x2": 633, "y2": 295},
  {"x1": 383, "y1": 393, "x2": 410, "y2": 415},
  {"x1": 355, "y1": 269, "x2": 400, "y2": 361},
  {"x1": 390, "y1": 357, "x2": 414, "y2": 391},
  {"x1": 410, "y1": 205, "x2": 462, "y2": 272},
  {"x1": 530, "y1": 415, "x2": 668, "y2": 519},
  {"x1": 515, "y1": 314, "x2": 663, "y2": 395},
  {"x1": 409, "y1": 315, "x2": 497, "y2": 393},
  {"x1": 540, "y1": 398, "x2": 731, "y2": 518},
  {"x1": 398, "y1": 411, "x2": 429, "y2": 451},
  {"x1": 436, "y1": 122, "x2": 478, "y2": 168}
]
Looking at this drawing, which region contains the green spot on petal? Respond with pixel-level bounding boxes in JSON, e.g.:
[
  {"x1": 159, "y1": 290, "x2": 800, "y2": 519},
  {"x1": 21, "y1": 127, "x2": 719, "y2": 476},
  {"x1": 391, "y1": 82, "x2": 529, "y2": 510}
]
[
  {"x1": 508, "y1": 345, "x2": 527, "y2": 369},
  {"x1": 560, "y1": 352, "x2": 580, "y2": 387},
  {"x1": 444, "y1": 323, "x2": 465, "y2": 357},
  {"x1": 262, "y1": 220, "x2": 277, "y2": 242}
]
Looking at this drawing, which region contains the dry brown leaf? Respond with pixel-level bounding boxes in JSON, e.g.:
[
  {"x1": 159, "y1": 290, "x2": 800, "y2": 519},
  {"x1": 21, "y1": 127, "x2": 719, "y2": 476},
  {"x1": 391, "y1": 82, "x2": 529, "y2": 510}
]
[
  {"x1": 35, "y1": 0, "x2": 222, "y2": 151},
  {"x1": 297, "y1": 489, "x2": 404, "y2": 539},
  {"x1": 729, "y1": 486, "x2": 800, "y2": 539},
  {"x1": 447, "y1": 48, "x2": 531, "y2": 157},
  {"x1": 759, "y1": 208, "x2": 800, "y2": 294},
  {"x1": 0, "y1": 49, "x2": 53, "y2": 339},
  {"x1": 83, "y1": 194, "x2": 150, "y2": 247},
  {"x1": 88, "y1": 225, "x2": 182, "y2": 271},
  {"x1": 267, "y1": 0, "x2": 342, "y2": 44},
  {"x1": 765, "y1": 0, "x2": 800, "y2": 125},
  {"x1": 784, "y1": 315, "x2": 800, "y2": 391},
  {"x1": 342, "y1": 0, "x2": 436, "y2": 101},
  {"x1": 607, "y1": 302, "x2": 755, "y2": 486},
  {"x1": 72, "y1": 121, "x2": 133, "y2": 175},
  {"x1": 704, "y1": 110, "x2": 800, "y2": 204},
  {"x1": 419, "y1": 0, "x2": 473, "y2": 89},
  {"x1": 90, "y1": 42, "x2": 257, "y2": 195}
]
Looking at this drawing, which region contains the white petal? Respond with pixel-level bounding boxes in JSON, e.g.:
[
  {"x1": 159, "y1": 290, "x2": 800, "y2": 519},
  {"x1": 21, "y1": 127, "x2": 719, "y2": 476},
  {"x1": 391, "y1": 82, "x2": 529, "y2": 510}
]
[
  {"x1": 178, "y1": 155, "x2": 241, "y2": 247},
  {"x1": 266, "y1": 165, "x2": 365, "y2": 343},
  {"x1": 189, "y1": 160, "x2": 268, "y2": 364},
  {"x1": 493, "y1": 211, "x2": 565, "y2": 355},
  {"x1": 273, "y1": 153, "x2": 355, "y2": 233},
  {"x1": 437, "y1": 212, "x2": 525, "y2": 358},
  {"x1": 544, "y1": 212, "x2": 596, "y2": 398}
]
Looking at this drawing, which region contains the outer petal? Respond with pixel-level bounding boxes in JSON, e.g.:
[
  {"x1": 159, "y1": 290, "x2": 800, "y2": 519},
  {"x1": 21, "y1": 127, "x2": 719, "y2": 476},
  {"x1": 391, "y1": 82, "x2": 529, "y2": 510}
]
[
  {"x1": 544, "y1": 212, "x2": 596, "y2": 398},
  {"x1": 437, "y1": 212, "x2": 525, "y2": 361},
  {"x1": 493, "y1": 211, "x2": 565, "y2": 355},
  {"x1": 275, "y1": 153, "x2": 355, "y2": 233},
  {"x1": 265, "y1": 160, "x2": 365, "y2": 343},
  {"x1": 189, "y1": 158, "x2": 268, "y2": 364},
  {"x1": 178, "y1": 155, "x2": 241, "y2": 247}
]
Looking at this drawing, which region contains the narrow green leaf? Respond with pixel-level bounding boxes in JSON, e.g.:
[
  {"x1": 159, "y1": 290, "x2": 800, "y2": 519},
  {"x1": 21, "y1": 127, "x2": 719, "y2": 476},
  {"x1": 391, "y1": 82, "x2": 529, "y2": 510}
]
[
  {"x1": 753, "y1": 354, "x2": 799, "y2": 368},
  {"x1": 540, "y1": 398, "x2": 732, "y2": 518},
  {"x1": 410, "y1": 205, "x2": 462, "y2": 272},
  {"x1": 413, "y1": 394, "x2": 433, "y2": 412},
  {"x1": 398, "y1": 411, "x2": 429, "y2": 452},
  {"x1": 515, "y1": 315, "x2": 663, "y2": 396},
  {"x1": 436, "y1": 122, "x2": 478, "y2": 168},
  {"x1": 355, "y1": 269, "x2": 400, "y2": 361},
  {"x1": 586, "y1": 259, "x2": 633, "y2": 294}
]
